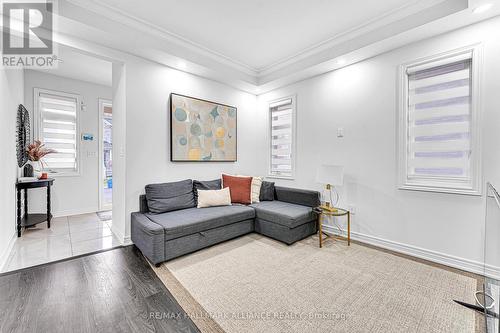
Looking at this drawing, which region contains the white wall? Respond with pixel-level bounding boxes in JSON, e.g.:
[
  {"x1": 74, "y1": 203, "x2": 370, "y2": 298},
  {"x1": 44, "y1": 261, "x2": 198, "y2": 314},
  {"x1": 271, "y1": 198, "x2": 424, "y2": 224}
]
[
  {"x1": 24, "y1": 70, "x2": 112, "y2": 216},
  {"x1": 0, "y1": 68, "x2": 24, "y2": 269},
  {"x1": 111, "y1": 62, "x2": 127, "y2": 243},
  {"x1": 122, "y1": 57, "x2": 265, "y2": 240},
  {"x1": 258, "y1": 17, "x2": 500, "y2": 272}
]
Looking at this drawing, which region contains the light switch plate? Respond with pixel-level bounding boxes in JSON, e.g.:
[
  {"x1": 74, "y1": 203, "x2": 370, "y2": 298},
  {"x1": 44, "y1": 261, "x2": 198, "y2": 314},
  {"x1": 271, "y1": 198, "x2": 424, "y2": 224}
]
[{"x1": 337, "y1": 127, "x2": 344, "y2": 137}]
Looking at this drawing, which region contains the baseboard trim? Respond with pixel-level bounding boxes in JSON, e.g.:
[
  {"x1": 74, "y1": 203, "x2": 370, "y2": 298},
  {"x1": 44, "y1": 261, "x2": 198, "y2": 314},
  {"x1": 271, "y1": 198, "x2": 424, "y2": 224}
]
[
  {"x1": 52, "y1": 207, "x2": 99, "y2": 218},
  {"x1": 0, "y1": 231, "x2": 17, "y2": 272},
  {"x1": 111, "y1": 225, "x2": 124, "y2": 243},
  {"x1": 123, "y1": 236, "x2": 133, "y2": 246},
  {"x1": 322, "y1": 224, "x2": 500, "y2": 278}
]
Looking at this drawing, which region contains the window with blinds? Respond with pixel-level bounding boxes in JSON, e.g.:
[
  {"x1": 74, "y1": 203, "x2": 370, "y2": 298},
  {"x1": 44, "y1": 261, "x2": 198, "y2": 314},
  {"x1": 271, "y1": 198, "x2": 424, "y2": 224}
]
[
  {"x1": 35, "y1": 89, "x2": 80, "y2": 175},
  {"x1": 399, "y1": 48, "x2": 481, "y2": 194},
  {"x1": 269, "y1": 97, "x2": 295, "y2": 178}
]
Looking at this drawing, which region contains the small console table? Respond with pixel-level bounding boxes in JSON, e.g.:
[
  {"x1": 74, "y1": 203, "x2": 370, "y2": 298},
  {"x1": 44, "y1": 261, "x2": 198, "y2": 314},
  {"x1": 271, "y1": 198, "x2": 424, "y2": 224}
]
[{"x1": 16, "y1": 178, "x2": 54, "y2": 237}]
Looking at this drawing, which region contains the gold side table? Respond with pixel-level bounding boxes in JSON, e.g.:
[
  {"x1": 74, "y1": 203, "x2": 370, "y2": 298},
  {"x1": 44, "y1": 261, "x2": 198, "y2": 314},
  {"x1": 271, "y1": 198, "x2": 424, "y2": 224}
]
[{"x1": 317, "y1": 207, "x2": 350, "y2": 248}]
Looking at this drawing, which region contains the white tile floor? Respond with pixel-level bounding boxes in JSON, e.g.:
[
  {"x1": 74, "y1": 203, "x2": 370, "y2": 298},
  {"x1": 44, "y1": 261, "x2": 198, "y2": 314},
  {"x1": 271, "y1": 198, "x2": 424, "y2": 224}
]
[{"x1": 1, "y1": 212, "x2": 121, "y2": 272}]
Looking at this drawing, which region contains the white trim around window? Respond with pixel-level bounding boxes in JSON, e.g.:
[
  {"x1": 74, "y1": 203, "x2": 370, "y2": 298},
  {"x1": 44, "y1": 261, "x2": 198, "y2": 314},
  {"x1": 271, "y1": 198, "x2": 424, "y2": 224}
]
[
  {"x1": 397, "y1": 45, "x2": 483, "y2": 195},
  {"x1": 268, "y1": 95, "x2": 297, "y2": 180},
  {"x1": 34, "y1": 88, "x2": 81, "y2": 177}
]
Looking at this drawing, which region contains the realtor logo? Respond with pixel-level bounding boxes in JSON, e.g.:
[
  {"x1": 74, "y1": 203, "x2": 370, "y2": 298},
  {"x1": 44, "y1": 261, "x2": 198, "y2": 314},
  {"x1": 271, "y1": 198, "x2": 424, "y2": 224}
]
[
  {"x1": 1, "y1": 1, "x2": 57, "y2": 68},
  {"x1": 2, "y1": 2, "x2": 53, "y2": 54}
]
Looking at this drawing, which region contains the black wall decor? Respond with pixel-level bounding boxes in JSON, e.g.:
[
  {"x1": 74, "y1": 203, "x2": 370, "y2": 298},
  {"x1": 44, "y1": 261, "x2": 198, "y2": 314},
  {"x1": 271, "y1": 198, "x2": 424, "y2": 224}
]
[{"x1": 16, "y1": 104, "x2": 31, "y2": 168}]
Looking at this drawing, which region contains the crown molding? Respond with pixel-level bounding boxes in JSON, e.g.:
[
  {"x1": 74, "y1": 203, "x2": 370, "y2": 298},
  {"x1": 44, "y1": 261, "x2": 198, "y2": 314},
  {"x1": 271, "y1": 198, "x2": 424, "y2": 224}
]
[
  {"x1": 65, "y1": 0, "x2": 258, "y2": 76},
  {"x1": 65, "y1": 0, "x2": 455, "y2": 79},
  {"x1": 255, "y1": 0, "x2": 448, "y2": 74},
  {"x1": 54, "y1": 0, "x2": 499, "y2": 95},
  {"x1": 257, "y1": 0, "x2": 469, "y2": 86}
]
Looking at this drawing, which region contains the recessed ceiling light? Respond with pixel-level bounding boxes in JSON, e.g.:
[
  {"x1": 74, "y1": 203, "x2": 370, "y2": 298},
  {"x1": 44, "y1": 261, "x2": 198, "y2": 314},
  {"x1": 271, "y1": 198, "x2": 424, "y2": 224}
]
[
  {"x1": 473, "y1": 3, "x2": 493, "y2": 14},
  {"x1": 337, "y1": 59, "x2": 346, "y2": 66},
  {"x1": 178, "y1": 61, "x2": 187, "y2": 69}
]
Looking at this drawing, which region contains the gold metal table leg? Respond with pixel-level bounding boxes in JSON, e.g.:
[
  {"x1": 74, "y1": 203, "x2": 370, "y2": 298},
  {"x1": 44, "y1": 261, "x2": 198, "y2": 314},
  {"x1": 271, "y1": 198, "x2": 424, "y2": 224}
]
[
  {"x1": 347, "y1": 212, "x2": 351, "y2": 246},
  {"x1": 318, "y1": 213, "x2": 323, "y2": 248}
]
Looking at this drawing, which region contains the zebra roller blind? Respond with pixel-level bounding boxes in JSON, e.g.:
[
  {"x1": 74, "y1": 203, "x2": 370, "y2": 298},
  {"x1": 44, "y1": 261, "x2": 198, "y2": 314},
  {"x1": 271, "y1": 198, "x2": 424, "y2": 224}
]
[
  {"x1": 408, "y1": 56, "x2": 471, "y2": 179},
  {"x1": 270, "y1": 98, "x2": 294, "y2": 178},
  {"x1": 37, "y1": 91, "x2": 79, "y2": 173},
  {"x1": 402, "y1": 49, "x2": 480, "y2": 194}
]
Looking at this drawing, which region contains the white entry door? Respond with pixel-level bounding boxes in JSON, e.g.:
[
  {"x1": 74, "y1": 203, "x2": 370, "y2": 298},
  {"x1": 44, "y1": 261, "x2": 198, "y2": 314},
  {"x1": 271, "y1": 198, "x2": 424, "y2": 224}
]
[{"x1": 98, "y1": 99, "x2": 112, "y2": 211}]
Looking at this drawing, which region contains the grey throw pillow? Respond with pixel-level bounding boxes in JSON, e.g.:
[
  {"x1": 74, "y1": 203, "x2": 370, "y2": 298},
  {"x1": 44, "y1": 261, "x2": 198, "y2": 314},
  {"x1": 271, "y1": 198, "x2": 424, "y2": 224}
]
[
  {"x1": 193, "y1": 179, "x2": 222, "y2": 204},
  {"x1": 259, "y1": 181, "x2": 275, "y2": 201},
  {"x1": 145, "y1": 179, "x2": 195, "y2": 214}
]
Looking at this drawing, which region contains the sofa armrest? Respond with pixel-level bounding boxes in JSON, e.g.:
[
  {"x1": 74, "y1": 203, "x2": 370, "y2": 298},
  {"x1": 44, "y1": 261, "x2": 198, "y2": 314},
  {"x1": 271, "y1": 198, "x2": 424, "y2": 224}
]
[
  {"x1": 131, "y1": 212, "x2": 163, "y2": 235},
  {"x1": 274, "y1": 186, "x2": 321, "y2": 208},
  {"x1": 131, "y1": 212, "x2": 164, "y2": 264}
]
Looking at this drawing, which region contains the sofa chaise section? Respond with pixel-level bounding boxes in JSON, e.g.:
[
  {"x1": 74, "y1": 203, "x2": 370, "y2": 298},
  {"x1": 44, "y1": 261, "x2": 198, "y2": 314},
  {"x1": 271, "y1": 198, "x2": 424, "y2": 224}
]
[{"x1": 252, "y1": 186, "x2": 320, "y2": 245}]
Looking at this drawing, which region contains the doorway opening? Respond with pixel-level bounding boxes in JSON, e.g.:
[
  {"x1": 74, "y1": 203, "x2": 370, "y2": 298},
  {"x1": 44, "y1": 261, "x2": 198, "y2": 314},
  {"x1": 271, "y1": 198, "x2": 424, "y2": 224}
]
[{"x1": 1, "y1": 45, "x2": 122, "y2": 273}]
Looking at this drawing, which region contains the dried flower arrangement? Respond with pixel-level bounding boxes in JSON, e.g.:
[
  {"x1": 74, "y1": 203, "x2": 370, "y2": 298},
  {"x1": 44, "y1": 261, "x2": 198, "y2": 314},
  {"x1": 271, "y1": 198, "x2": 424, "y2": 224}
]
[{"x1": 26, "y1": 140, "x2": 56, "y2": 167}]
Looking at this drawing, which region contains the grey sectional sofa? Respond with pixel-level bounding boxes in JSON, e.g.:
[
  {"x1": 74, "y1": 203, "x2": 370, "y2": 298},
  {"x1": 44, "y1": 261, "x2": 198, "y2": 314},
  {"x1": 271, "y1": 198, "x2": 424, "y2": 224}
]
[{"x1": 131, "y1": 180, "x2": 320, "y2": 266}]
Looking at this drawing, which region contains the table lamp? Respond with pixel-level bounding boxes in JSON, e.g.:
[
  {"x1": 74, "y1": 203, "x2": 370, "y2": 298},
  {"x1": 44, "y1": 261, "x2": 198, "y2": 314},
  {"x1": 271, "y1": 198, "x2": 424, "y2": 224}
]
[{"x1": 316, "y1": 165, "x2": 344, "y2": 212}]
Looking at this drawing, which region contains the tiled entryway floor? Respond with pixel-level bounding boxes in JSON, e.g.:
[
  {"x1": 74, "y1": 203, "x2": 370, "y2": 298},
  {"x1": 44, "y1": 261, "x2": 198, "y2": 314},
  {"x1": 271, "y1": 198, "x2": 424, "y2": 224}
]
[{"x1": 2, "y1": 212, "x2": 121, "y2": 272}]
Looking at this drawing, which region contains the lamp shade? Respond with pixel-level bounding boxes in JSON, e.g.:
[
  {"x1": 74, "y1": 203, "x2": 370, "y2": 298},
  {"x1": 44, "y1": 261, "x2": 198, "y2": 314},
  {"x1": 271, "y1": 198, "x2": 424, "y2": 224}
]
[{"x1": 316, "y1": 165, "x2": 344, "y2": 186}]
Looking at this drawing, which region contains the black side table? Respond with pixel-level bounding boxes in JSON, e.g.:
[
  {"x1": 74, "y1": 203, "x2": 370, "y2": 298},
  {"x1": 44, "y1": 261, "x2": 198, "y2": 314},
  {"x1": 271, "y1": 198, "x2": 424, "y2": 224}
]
[{"x1": 15, "y1": 178, "x2": 55, "y2": 237}]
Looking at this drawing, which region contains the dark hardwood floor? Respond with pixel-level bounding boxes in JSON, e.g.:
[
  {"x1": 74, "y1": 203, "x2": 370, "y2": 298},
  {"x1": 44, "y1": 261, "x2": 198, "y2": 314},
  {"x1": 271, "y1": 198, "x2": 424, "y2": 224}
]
[{"x1": 0, "y1": 246, "x2": 200, "y2": 333}]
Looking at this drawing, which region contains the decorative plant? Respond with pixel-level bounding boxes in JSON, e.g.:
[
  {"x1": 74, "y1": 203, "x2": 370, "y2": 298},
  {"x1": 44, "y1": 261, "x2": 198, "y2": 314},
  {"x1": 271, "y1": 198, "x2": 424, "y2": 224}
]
[{"x1": 26, "y1": 140, "x2": 56, "y2": 167}]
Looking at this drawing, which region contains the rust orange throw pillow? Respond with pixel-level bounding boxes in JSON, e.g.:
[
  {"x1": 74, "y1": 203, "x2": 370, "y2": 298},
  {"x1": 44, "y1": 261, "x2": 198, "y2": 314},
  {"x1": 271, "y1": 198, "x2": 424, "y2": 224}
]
[{"x1": 222, "y1": 174, "x2": 252, "y2": 204}]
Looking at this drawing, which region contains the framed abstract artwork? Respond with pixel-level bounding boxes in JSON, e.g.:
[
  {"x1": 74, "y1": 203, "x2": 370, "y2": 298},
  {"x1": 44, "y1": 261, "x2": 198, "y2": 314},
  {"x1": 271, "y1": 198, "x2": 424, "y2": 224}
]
[{"x1": 170, "y1": 93, "x2": 237, "y2": 162}]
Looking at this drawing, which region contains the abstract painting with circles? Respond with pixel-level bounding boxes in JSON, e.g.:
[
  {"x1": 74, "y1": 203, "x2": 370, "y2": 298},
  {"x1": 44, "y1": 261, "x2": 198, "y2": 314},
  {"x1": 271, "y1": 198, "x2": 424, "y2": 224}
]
[{"x1": 170, "y1": 93, "x2": 237, "y2": 162}]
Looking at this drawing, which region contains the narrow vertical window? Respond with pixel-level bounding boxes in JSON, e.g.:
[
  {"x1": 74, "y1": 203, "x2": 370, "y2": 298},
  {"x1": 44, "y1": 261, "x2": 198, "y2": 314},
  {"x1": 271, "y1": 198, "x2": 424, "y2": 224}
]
[
  {"x1": 269, "y1": 96, "x2": 295, "y2": 178},
  {"x1": 399, "y1": 47, "x2": 481, "y2": 194}
]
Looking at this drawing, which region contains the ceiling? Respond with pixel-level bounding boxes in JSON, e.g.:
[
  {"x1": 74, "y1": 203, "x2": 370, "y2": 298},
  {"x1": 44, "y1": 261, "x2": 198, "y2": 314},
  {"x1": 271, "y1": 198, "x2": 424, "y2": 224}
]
[
  {"x1": 31, "y1": 46, "x2": 112, "y2": 86},
  {"x1": 58, "y1": 0, "x2": 499, "y2": 93},
  {"x1": 92, "y1": 0, "x2": 421, "y2": 72}
]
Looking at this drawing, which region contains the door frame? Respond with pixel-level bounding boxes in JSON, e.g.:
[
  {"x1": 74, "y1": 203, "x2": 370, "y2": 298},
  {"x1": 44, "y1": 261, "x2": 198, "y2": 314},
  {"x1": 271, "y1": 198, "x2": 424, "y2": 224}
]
[{"x1": 98, "y1": 98, "x2": 113, "y2": 211}]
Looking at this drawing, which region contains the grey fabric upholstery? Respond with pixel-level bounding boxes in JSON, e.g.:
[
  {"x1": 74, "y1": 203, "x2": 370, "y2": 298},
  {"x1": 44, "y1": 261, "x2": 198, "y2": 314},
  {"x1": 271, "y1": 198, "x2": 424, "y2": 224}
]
[
  {"x1": 139, "y1": 194, "x2": 149, "y2": 213},
  {"x1": 131, "y1": 212, "x2": 165, "y2": 264},
  {"x1": 132, "y1": 184, "x2": 321, "y2": 265},
  {"x1": 146, "y1": 205, "x2": 255, "y2": 240},
  {"x1": 254, "y1": 218, "x2": 317, "y2": 245},
  {"x1": 251, "y1": 201, "x2": 317, "y2": 228},
  {"x1": 259, "y1": 181, "x2": 275, "y2": 201},
  {"x1": 193, "y1": 179, "x2": 222, "y2": 204},
  {"x1": 164, "y1": 219, "x2": 254, "y2": 261},
  {"x1": 145, "y1": 179, "x2": 195, "y2": 214},
  {"x1": 274, "y1": 186, "x2": 321, "y2": 207}
]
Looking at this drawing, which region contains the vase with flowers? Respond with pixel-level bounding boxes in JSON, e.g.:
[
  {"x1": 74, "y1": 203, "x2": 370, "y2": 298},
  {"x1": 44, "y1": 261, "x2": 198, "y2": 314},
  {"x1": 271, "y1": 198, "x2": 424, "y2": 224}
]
[{"x1": 26, "y1": 140, "x2": 56, "y2": 178}]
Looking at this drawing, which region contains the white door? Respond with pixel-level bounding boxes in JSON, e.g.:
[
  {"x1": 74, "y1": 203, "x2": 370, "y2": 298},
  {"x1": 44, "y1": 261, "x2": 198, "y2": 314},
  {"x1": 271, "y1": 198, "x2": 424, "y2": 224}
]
[{"x1": 98, "y1": 99, "x2": 112, "y2": 211}]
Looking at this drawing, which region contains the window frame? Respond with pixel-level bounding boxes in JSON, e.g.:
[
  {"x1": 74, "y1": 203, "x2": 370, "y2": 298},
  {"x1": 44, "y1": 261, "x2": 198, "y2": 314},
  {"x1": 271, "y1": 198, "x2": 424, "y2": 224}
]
[
  {"x1": 34, "y1": 87, "x2": 81, "y2": 177},
  {"x1": 267, "y1": 95, "x2": 297, "y2": 180},
  {"x1": 397, "y1": 45, "x2": 483, "y2": 195}
]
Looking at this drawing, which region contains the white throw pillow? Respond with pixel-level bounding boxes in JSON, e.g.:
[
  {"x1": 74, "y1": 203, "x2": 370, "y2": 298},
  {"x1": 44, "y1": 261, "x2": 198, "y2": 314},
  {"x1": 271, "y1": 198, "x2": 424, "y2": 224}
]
[
  {"x1": 237, "y1": 175, "x2": 262, "y2": 203},
  {"x1": 197, "y1": 187, "x2": 232, "y2": 208}
]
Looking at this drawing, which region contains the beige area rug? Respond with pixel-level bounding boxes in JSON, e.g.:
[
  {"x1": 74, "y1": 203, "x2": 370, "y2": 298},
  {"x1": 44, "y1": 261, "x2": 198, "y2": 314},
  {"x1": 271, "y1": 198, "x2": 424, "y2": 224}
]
[{"x1": 152, "y1": 234, "x2": 481, "y2": 333}]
